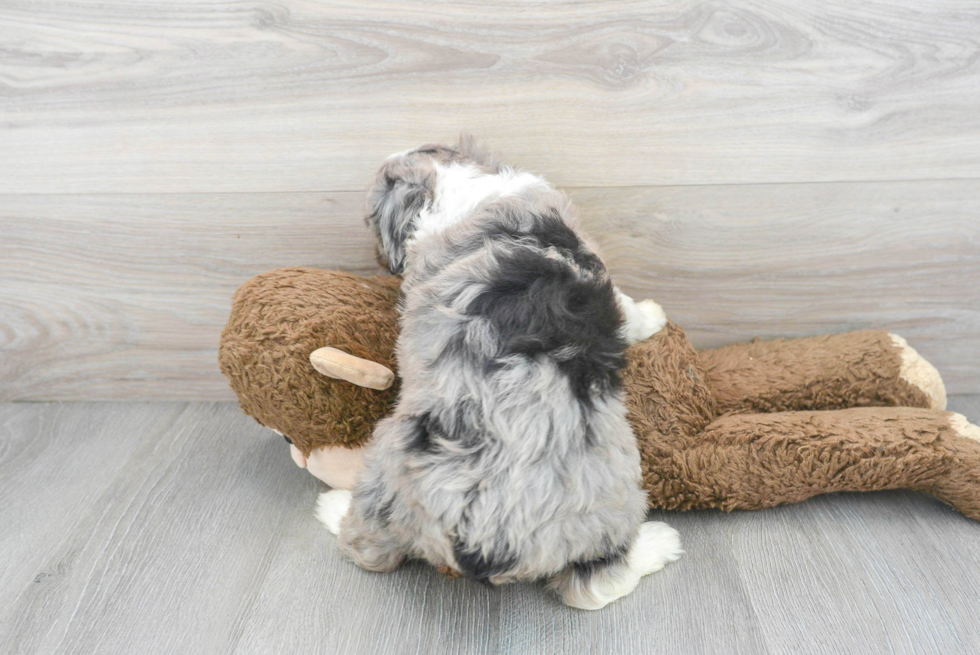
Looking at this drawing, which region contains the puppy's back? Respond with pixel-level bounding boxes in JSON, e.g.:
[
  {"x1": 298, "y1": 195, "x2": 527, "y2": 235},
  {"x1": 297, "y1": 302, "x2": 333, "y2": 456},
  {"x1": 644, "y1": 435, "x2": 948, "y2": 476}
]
[{"x1": 383, "y1": 193, "x2": 648, "y2": 583}]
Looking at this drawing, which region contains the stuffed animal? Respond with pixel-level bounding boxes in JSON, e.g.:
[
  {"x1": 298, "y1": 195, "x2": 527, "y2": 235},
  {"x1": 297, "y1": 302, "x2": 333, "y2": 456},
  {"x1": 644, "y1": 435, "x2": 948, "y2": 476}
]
[{"x1": 220, "y1": 267, "x2": 980, "y2": 521}]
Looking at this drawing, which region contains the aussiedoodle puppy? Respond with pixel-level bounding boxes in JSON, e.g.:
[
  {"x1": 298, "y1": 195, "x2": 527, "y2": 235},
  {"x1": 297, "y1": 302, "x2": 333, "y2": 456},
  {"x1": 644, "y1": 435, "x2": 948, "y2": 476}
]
[{"x1": 317, "y1": 138, "x2": 682, "y2": 609}]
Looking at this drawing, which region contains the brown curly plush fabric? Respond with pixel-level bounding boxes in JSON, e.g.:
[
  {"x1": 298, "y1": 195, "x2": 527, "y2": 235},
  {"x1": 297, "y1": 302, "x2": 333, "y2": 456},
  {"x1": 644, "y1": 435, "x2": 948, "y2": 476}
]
[
  {"x1": 668, "y1": 407, "x2": 980, "y2": 519},
  {"x1": 220, "y1": 268, "x2": 401, "y2": 456},
  {"x1": 700, "y1": 331, "x2": 931, "y2": 414},
  {"x1": 220, "y1": 268, "x2": 980, "y2": 521},
  {"x1": 623, "y1": 323, "x2": 980, "y2": 519}
]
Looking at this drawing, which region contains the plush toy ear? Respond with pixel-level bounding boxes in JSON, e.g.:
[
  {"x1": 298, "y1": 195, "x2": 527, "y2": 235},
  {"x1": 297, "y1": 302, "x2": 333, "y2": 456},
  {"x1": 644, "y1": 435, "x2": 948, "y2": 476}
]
[{"x1": 309, "y1": 347, "x2": 395, "y2": 390}]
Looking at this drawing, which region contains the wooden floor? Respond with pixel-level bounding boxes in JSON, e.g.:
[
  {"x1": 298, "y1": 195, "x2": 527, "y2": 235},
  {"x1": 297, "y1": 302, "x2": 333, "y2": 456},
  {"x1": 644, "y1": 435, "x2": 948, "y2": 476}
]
[{"x1": 2, "y1": 397, "x2": 978, "y2": 655}]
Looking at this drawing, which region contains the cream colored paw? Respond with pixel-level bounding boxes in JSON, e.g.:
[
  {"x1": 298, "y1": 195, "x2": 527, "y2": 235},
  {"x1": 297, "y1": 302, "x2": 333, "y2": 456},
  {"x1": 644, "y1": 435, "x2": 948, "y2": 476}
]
[
  {"x1": 949, "y1": 413, "x2": 980, "y2": 443},
  {"x1": 889, "y1": 334, "x2": 947, "y2": 410},
  {"x1": 316, "y1": 489, "x2": 352, "y2": 535},
  {"x1": 628, "y1": 521, "x2": 683, "y2": 577}
]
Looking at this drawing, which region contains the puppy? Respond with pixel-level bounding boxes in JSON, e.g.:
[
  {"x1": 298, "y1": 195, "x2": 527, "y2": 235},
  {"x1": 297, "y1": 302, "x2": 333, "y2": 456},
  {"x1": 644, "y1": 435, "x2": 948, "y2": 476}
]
[{"x1": 317, "y1": 139, "x2": 682, "y2": 609}]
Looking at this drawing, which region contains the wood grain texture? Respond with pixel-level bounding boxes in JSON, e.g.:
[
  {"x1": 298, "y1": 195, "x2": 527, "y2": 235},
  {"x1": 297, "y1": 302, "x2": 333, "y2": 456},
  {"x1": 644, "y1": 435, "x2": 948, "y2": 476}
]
[
  {"x1": 0, "y1": 192, "x2": 381, "y2": 401},
  {"x1": 2, "y1": 0, "x2": 980, "y2": 192},
  {"x1": 3, "y1": 179, "x2": 977, "y2": 400},
  {"x1": 1, "y1": 399, "x2": 979, "y2": 654},
  {"x1": 575, "y1": 180, "x2": 980, "y2": 395}
]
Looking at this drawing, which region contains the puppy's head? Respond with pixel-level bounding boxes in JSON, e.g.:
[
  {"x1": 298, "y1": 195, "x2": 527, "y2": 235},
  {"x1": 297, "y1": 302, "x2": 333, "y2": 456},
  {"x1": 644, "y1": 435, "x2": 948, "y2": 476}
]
[
  {"x1": 366, "y1": 138, "x2": 501, "y2": 274},
  {"x1": 365, "y1": 145, "x2": 453, "y2": 274}
]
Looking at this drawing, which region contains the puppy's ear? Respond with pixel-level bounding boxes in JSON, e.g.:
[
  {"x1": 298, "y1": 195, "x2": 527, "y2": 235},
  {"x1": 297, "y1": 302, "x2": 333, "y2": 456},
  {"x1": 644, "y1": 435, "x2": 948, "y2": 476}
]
[{"x1": 365, "y1": 167, "x2": 432, "y2": 275}]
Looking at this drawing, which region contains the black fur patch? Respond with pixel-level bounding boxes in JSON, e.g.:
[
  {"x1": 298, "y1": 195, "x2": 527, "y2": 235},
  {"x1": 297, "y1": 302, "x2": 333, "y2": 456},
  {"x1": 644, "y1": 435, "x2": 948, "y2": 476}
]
[
  {"x1": 452, "y1": 540, "x2": 517, "y2": 585},
  {"x1": 358, "y1": 477, "x2": 396, "y2": 528},
  {"x1": 570, "y1": 542, "x2": 630, "y2": 578},
  {"x1": 483, "y1": 208, "x2": 606, "y2": 277},
  {"x1": 375, "y1": 498, "x2": 395, "y2": 526},
  {"x1": 466, "y1": 216, "x2": 626, "y2": 404},
  {"x1": 404, "y1": 412, "x2": 438, "y2": 452},
  {"x1": 404, "y1": 407, "x2": 485, "y2": 454}
]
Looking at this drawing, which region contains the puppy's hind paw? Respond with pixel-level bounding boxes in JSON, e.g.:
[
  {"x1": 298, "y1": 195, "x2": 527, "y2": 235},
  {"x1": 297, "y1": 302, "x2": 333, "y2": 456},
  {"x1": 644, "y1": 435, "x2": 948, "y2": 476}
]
[
  {"x1": 628, "y1": 521, "x2": 683, "y2": 577},
  {"x1": 316, "y1": 489, "x2": 352, "y2": 535}
]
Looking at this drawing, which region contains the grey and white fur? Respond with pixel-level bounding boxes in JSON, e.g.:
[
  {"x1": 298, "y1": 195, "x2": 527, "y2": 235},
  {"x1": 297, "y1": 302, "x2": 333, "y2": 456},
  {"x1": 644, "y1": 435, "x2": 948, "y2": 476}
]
[{"x1": 317, "y1": 138, "x2": 681, "y2": 610}]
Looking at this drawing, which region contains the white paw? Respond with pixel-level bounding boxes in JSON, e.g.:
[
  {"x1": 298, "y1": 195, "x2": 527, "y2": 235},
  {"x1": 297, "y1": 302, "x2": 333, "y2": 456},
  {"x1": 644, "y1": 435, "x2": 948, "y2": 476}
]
[
  {"x1": 628, "y1": 521, "x2": 683, "y2": 577},
  {"x1": 573, "y1": 571, "x2": 641, "y2": 611},
  {"x1": 316, "y1": 489, "x2": 352, "y2": 535},
  {"x1": 626, "y1": 300, "x2": 667, "y2": 343},
  {"x1": 637, "y1": 300, "x2": 668, "y2": 337},
  {"x1": 617, "y1": 290, "x2": 668, "y2": 344}
]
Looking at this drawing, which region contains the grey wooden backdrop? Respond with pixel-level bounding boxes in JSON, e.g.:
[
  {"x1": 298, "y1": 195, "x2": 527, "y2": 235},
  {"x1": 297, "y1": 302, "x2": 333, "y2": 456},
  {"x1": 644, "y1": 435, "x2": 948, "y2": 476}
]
[{"x1": 2, "y1": 0, "x2": 979, "y2": 400}]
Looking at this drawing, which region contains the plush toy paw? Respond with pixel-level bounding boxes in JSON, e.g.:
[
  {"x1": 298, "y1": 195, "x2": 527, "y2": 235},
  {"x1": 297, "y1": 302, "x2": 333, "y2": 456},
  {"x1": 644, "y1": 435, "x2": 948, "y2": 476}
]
[
  {"x1": 316, "y1": 489, "x2": 352, "y2": 535},
  {"x1": 934, "y1": 412, "x2": 980, "y2": 522},
  {"x1": 628, "y1": 521, "x2": 683, "y2": 576},
  {"x1": 949, "y1": 413, "x2": 980, "y2": 443},
  {"x1": 889, "y1": 333, "x2": 947, "y2": 410}
]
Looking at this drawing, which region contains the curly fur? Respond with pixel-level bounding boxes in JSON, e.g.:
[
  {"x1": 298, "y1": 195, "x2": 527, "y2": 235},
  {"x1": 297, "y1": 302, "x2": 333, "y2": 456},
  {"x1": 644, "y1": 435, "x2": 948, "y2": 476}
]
[{"x1": 332, "y1": 139, "x2": 679, "y2": 608}]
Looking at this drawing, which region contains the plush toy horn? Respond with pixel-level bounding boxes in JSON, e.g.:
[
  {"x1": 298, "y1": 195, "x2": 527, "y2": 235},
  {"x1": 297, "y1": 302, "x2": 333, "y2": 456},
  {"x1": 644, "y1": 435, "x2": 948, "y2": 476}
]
[{"x1": 309, "y1": 346, "x2": 395, "y2": 391}]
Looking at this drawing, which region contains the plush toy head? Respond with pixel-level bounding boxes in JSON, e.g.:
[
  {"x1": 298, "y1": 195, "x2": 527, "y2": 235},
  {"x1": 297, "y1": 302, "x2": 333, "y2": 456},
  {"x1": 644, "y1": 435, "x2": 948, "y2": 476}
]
[
  {"x1": 219, "y1": 268, "x2": 401, "y2": 456},
  {"x1": 221, "y1": 267, "x2": 980, "y2": 521}
]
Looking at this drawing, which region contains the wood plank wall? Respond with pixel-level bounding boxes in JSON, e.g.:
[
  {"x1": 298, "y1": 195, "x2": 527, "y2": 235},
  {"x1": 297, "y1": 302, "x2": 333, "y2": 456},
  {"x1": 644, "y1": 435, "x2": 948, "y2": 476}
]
[{"x1": 2, "y1": 0, "x2": 979, "y2": 400}]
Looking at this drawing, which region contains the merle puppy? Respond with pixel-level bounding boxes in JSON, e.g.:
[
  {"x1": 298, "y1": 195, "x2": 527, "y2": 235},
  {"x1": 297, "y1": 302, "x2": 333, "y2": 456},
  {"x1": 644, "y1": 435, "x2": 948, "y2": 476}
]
[{"x1": 317, "y1": 139, "x2": 682, "y2": 609}]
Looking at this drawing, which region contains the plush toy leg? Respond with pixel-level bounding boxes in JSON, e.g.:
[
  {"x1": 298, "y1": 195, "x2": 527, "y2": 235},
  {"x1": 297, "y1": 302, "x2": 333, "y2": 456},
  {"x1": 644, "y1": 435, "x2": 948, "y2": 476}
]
[
  {"x1": 642, "y1": 407, "x2": 980, "y2": 521},
  {"x1": 698, "y1": 330, "x2": 946, "y2": 414},
  {"x1": 289, "y1": 443, "x2": 366, "y2": 490}
]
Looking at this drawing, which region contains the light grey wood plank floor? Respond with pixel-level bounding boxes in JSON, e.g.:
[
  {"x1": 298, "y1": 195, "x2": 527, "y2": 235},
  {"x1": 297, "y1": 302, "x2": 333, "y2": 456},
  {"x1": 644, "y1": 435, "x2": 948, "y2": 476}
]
[{"x1": 2, "y1": 398, "x2": 979, "y2": 655}]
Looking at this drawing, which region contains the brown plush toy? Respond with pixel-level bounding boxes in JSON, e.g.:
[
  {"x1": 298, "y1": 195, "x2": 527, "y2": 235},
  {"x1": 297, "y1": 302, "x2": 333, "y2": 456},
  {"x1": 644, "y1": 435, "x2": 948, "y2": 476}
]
[{"x1": 220, "y1": 267, "x2": 980, "y2": 521}]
